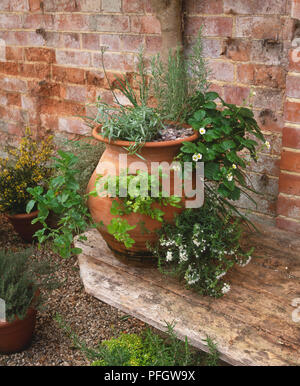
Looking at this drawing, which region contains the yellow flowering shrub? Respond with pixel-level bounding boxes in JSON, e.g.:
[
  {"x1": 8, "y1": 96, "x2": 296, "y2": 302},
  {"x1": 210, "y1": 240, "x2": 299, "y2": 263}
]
[{"x1": 0, "y1": 128, "x2": 54, "y2": 214}]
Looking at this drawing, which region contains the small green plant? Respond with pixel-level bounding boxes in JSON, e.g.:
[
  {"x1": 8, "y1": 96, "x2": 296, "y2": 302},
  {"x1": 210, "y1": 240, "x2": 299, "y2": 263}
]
[
  {"x1": 91, "y1": 170, "x2": 182, "y2": 248},
  {"x1": 27, "y1": 150, "x2": 96, "y2": 259},
  {"x1": 0, "y1": 248, "x2": 59, "y2": 322},
  {"x1": 153, "y1": 191, "x2": 253, "y2": 298},
  {"x1": 86, "y1": 48, "x2": 164, "y2": 152},
  {"x1": 54, "y1": 315, "x2": 219, "y2": 366}
]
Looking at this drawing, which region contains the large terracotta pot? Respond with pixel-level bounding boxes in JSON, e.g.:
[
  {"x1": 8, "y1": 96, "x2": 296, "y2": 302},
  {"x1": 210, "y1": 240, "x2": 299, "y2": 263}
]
[
  {"x1": 87, "y1": 125, "x2": 198, "y2": 262},
  {"x1": 0, "y1": 307, "x2": 37, "y2": 354},
  {"x1": 5, "y1": 210, "x2": 41, "y2": 243}
]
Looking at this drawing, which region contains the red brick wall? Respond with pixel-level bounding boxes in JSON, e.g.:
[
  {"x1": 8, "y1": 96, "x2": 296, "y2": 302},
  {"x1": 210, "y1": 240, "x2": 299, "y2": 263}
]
[{"x1": 0, "y1": 0, "x2": 299, "y2": 232}]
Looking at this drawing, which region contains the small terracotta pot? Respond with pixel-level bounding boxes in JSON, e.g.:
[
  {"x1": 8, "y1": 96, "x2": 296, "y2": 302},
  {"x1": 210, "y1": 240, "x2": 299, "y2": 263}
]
[
  {"x1": 87, "y1": 124, "x2": 198, "y2": 262},
  {"x1": 0, "y1": 307, "x2": 37, "y2": 354},
  {"x1": 5, "y1": 210, "x2": 42, "y2": 243}
]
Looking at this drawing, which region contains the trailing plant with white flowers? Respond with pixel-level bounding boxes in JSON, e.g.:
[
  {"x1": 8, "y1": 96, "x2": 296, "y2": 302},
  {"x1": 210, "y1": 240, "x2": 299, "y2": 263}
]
[
  {"x1": 152, "y1": 192, "x2": 253, "y2": 298},
  {"x1": 177, "y1": 90, "x2": 270, "y2": 223}
]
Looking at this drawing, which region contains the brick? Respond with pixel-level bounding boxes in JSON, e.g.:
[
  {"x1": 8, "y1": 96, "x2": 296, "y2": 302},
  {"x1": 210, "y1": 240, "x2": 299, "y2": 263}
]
[
  {"x1": 54, "y1": 15, "x2": 90, "y2": 31},
  {"x1": 80, "y1": 0, "x2": 101, "y2": 12},
  {"x1": 251, "y1": 40, "x2": 287, "y2": 66},
  {"x1": 62, "y1": 85, "x2": 87, "y2": 103},
  {"x1": 145, "y1": 36, "x2": 162, "y2": 53},
  {"x1": 58, "y1": 117, "x2": 90, "y2": 135},
  {"x1": 276, "y1": 216, "x2": 300, "y2": 233},
  {"x1": 0, "y1": 62, "x2": 19, "y2": 76},
  {"x1": 224, "y1": 0, "x2": 287, "y2": 15},
  {"x1": 6, "y1": 47, "x2": 23, "y2": 61},
  {"x1": 61, "y1": 33, "x2": 80, "y2": 49},
  {"x1": 19, "y1": 63, "x2": 51, "y2": 79},
  {"x1": 0, "y1": 76, "x2": 27, "y2": 92},
  {"x1": 250, "y1": 154, "x2": 280, "y2": 177},
  {"x1": 93, "y1": 52, "x2": 134, "y2": 72},
  {"x1": 285, "y1": 101, "x2": 300, "y2": 123},
  {"x1": 4, "y1": 0, "x2": 29, "y2": 11},
  {"x1": 186, "y1": 0, "x2": 224, "y2": 14},
  {"x1": 223, "y1": 86, "x2": 250, "y2": 105},
  {"x1": 237, "y1": 64, "x2": 286, "y2": 89},
  {"x1": 186, "y1": 17, "x2": 233, "y2": 37},
  {"x1": 121, "y1": 35, "x2": 144, "y2": 52},
  {"x1": 29, "y1": 0, "x2": 43, "y2": 12},
  {"x1": 25, "y1": 47, "x2": 56, "y2": 63},
  {"x1": 282, "y1": 127, "x2": 300, "y2": 149},
  {"x1": 222, "y1": 38, "x2": 251, "y2": 62},
  {"x1": 6, "y1": 92, "x2": 21, "y2": 107},
  {"x1": 207, "y1": 60, "x2": 235, "y2": 82},
  {"x1": 102, "y1": 0, "x2": 121, "y2": 12},
  {"x1": 89, "y1": 15, "x2": 130, "y2": 32},
  {"x1": 286, "y1": 76, "x2": 300, "y2": 99},
  {"x1": 280, "y1": 149, "x2": 300, "y2": 173},
  {"x1": 131, "y1": 16, "x2": 161, "y2": 34},
  {"x1": 40, "y1": 97, "x2": 85, "y2": 116},
  {"x1": 0, "y1": 105, "x2": 24, "y2": 123},
  {"x1": 201, "y1": 38, "x2": 222, "y2": 58},
  {"x1": 43, "y1": 0, "x2": 79, "y2": 12},
  {"x1": 123, "y1": 0, "x2": 144, "y2": 13},
  {"x1": 292, "y1": 0, "x2": 300, "y2": 18},
  {"x1": 253, "y1": 89, "x2": 283, "y2": 112},
  {"x1": 277, "y1": 195, "x2": 300, "y2": 220},
  {"x1": 256, "y1": 110, "x2": 284, "y2": 133},
  {"x1": 52, "y1": 66, "x2": 86, "y2": 84},
  {"x1": 0, "y1": 15, "x2": 22, "y2": 30},
  {"x1": 235, "y1": 17, "x2": 282, "y2": 39},
  {"x1": 86, "y1": 71, "x2": 105, "y2": 87},
  {"x1": 40, "y1": 113, "x2": 58, "y2": 130},
  {"x1": 279, "y1": 172, "x2": 300, "y2": 196},
  {"x1": 56, "y1": 50, "x2": 91, "y2": 67},
  {"x1": 28, "y1": 80, "x2": 61, "y2": 98},
  {"x1": 23, "y1": 14, "x2": 54, "y2": 29},
  {"x1": 100, "y1": 34, "x2": 122, "y2": 51},
  {"x1": 82, "y1": 34, "x2": 100, "y2": 50}
]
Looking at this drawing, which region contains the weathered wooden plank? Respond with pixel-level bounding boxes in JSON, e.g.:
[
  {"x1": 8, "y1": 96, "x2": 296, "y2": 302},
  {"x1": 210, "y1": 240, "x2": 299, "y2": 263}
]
[{"x1": 75, "y1": 229, "x2": 300, "y2": 366}]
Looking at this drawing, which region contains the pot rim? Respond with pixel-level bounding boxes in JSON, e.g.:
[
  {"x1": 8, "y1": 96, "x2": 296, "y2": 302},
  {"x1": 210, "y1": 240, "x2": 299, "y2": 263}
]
[
  {"x1": 92, "y1": 123, "x2": 199, "y2": 148},
  {"x1": 5, "y1": 210, "x2": 39, "y2": 220}
]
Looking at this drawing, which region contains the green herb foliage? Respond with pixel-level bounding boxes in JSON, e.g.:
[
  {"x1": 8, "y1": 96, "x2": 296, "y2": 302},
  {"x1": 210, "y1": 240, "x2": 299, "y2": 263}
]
[
  {"x1": 0, "y1": 248, "x2": 59, "y2": 322},
  {"x1": 27, "y1": 150, "x2": 96, "y2": 259},
  {"x1": 54, "y1": 314, "x2": 220, "y2": 366}
]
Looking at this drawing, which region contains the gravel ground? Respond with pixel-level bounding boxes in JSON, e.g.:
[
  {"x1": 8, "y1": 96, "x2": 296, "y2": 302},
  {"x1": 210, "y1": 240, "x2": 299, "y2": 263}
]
[{"x1": 0, "y1": 214, "x2": 147, "y2": 366}]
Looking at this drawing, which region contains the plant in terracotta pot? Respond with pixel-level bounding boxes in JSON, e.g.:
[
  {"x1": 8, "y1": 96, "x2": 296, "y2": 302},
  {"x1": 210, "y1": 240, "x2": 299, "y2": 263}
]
[
  {"x1": 86, "y1": 35, "x2": 209, "y2": 261},
  {"x1": 0, "y1": 128, "x2": 54, "y2": 242},
  {"x1": 0, "y1": 248, "x2": 59, "y2": 353}
]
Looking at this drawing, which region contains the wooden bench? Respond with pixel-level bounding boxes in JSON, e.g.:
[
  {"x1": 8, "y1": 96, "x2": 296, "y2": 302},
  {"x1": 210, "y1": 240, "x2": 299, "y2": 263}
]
[{"x1": 75, "y1": 224, "x2": 300, "y2": 366}]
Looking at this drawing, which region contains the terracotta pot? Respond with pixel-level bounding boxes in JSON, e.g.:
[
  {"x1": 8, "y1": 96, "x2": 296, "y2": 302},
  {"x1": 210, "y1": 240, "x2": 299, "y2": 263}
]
[
  {"x1": 5, "y1": 210, "x2": 42, "y2": 243},
  {"x1": 0, "y1": 306, "x2": 37, "y2": 354},
  {"x1": 87, "y1": 124, "x2": 198, "y2": 262}
]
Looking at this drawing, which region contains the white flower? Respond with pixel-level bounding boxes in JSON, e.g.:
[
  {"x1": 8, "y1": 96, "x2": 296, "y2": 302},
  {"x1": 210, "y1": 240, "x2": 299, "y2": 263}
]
[
  {"x1": 197, "y1": 153, "x2": 202, "y2": 160},
  {"x1": 166, "y1": 250, "x2": 173, "y2": 262},
  {"x1": 216, "y1": 271, "x2": 226, "y2": 280},
  {"x1": 179, "y1": 246, "x2": 188, "y2": 262},
  {"x1": 265, "y1": 141, "x2": 270, "y2": 150},
  {"x1": 238, "y1": 256, "x2": 252, "y2": 267},
  {"x1": 199, "y1": 128, "x2": 206, "y2": 135},
  {"x1": 221, "y1": 283, "x2": 231, "y2": 294},
  {"x1": 193, "y1": 238, "x2": 201, "y2": 247},
  {"x1": 227, "y1": 173, "x2": 233, "y2": 182},
  {"x1": 252, "y1": 91, "x2": 257, "y2": 96},
  {"x1": 232, "y1": 164, "x2": 237, "y2": 169},
  {"x1": 192, "y1": 154, "x2": 198, "y2": 162}
]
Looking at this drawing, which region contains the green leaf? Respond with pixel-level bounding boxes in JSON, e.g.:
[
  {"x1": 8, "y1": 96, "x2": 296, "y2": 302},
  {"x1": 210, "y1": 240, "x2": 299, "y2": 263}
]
[
  {"x1": 205, "y1": 92, "x2": 219, "y2": 101},
  {"x1": 26, "y1": 200, "x2": 35, "y2": 214},
  {"x1": 203, "y1": 101, "x2": 217, "y2": 109},
  {"x1": 194, "y1": 110, "x2": 206, "y2": 121},
  {"x1": 204, "y1": 162, "x2": 220, "y2": 180}
]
